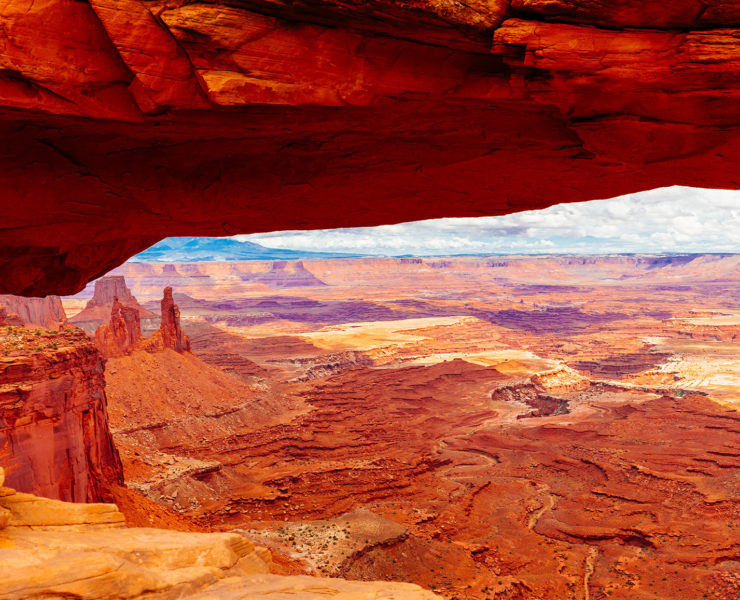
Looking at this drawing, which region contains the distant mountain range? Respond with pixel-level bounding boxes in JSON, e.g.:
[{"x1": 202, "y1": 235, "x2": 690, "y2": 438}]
[{"x1": 133, "y1": 237, "x2": 366, "y2": 262}]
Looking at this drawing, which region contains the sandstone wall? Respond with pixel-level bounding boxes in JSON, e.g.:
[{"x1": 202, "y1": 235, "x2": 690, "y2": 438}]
[
  {"x1": 0, "y1": 295, "x2": 66, "y2": 328},
  {"x1": 0, "y1": 339, "x2": 123, "y2": 502}
]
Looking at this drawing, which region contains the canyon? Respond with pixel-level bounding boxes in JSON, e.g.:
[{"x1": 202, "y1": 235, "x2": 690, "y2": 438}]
[
  {"x1": 2, "y1": 1, "x2": 739, "y2": 595},
  {"x1": 2, "y1": 2, "x2": 740, "y2": 294},
  {"x1": 20, "y1": 253, "x2": 731, "y2": 599}
]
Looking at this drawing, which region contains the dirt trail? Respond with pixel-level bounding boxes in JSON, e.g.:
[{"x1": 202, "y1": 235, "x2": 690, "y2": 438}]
[
  {"x1": 583, "y1": 546, "x2": 598, "y2": 600},
  {"x1": 527, "y1": 491, "x2": 556, "y2": 531}
]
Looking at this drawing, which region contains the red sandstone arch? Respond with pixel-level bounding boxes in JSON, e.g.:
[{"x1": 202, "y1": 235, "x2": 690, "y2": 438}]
[{"x1": 1, "y1": 0, "x2": 739, "y2": 295}]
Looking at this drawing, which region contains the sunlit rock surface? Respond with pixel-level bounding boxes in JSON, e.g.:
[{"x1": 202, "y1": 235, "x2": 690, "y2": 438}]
[
  {"x1": 91, "y1": 255, "x2": 740, "y2": 598},
  {"x1": 0, "y1": 327, "x2": 123, "y2": 501},
  {"x1": 72, "y1": 276, "x2": 155, "y2": 334},
  {"x1": 95, "y1": 297, "x2": 143, "y2": 359},
  {"x1": 93, "y1": 285, "x2": 191, "y2": 357},
  {"x1": 147, "y1": 287, "x2": 191, "y2": 354},
  {"x1": 0, "y1": 479, "x2": 440, "y2": 600}
]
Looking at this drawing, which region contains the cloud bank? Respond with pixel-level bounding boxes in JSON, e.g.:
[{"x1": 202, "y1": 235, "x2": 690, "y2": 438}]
[{"x1": 234, "y1": 187, "x2": 740, "y2": 256}]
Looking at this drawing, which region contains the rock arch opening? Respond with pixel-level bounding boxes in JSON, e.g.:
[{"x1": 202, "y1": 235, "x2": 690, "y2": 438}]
[{"x1": 2, "y1": 0, "x2": 740, "y2": 596}]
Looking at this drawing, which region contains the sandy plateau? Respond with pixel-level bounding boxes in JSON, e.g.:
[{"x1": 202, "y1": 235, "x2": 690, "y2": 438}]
[{"x1": 55, "y1": 255, "x2": 740, "y2": 598}]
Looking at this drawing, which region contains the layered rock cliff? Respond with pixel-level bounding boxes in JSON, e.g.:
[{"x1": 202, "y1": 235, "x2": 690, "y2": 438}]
[
  {"x1": 0, "y1": 306, "x2": 23, "y2": 327},
  {"x1": 1, "y1": 1, "x2": 739, "y2": 295},
  {"x1": 0, "y1": 295, "x2": 66, "y2": 328},
  {"x1": 0, "y1": 327, "x2": 123, "y2": 501}
]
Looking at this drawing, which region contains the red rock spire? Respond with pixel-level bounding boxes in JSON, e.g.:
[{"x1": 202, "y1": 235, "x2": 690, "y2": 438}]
[
  {"x1": 159, "y1": 287, "x2": 190, "y2": 353},
  {"x1": 94, "y1": 295, "x2": 142, "y2": 359}
]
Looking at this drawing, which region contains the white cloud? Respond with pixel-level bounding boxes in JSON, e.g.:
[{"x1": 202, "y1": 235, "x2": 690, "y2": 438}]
[{"x1": 235, "y1": 186, "x2": 740, "y2": 255}]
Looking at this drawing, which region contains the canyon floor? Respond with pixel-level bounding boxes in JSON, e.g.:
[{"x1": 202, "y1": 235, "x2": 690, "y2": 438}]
[{"x1": 65, "y1": 255, "x2": 740, "y2": 600}]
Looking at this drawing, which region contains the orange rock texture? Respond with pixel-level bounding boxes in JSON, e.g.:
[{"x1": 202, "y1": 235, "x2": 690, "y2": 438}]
[
  {"x1": 94, "y1": 297, "x2": 143, "y2": 359},
  {"x1": 0, "y1": 295, "x2": 66, "y2": 328},
  {"x1": 94, "y1": 285, "x2": 191, "y2": 357},
  {"x1": 72, "y1": 275, "x2": 154, "y2": 334},
  {"x1": 0, "y1": 327, "x2": 123, "y2": 502},
  {"x1": 1, "y1": 2, "x2": 740, "y2": 295},
  {"x1": 0, "y1": 306, "x2": 23, "y2": 327},
  {"x1": 92, "y1": 255, "x2": 740, "y2": 599},
  {"x1": 147, "y1": 287, "x2": 191, "y2": 354}
]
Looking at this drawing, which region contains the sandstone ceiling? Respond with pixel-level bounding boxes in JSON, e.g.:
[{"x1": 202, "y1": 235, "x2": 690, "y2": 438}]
[{"x1": 1, "y1": 0, "x2": 739, "y2": 295}]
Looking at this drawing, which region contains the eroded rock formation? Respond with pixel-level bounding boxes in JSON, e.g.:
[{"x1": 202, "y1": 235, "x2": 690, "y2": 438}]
[
  {"x1": 94, "y1": 284, "x2": 191, "y2": 357},
  {"x1": 72, "y1": 276, "x2": 154, "y2": 333},
  {"x1": 94, "y1": 297, "x2": 143, "y2": 359},
  {"x1": 1, "y1": 1, "x2": 739, "y2": 295},
  {"x1": 91, "y1": 254, "x2": 740, "y2": 597},
  {"x1": 0, "y1": 474, "x2": 440, "y2": 600},
  {"x1": 147, "y1": 287, "x2": 191, "y2": 353},
  {"x1": 85, "y1": 276, "x2": 142, "y2": 310},
  {"x1": 0, "y1": 328, "x2": 123, "y2": 501},
  {"x1": 0, "y1": 306, "x2": 23, "y2": 327}
]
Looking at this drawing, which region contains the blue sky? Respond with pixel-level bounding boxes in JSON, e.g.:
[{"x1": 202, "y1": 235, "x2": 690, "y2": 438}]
[{"x1": 138, "y1": 186, "x2": 740, "y2": 260}]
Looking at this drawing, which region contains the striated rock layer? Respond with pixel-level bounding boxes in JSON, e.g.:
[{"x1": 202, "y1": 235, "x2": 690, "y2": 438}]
[
  {"x1": 0, "y1": 327, "x2": 123, "y2": 502},
  {"x1": 1, "y1": 2, "x2": 740, "y2": 295},
  {"x1": 0, "y1": 295, "x2": 66, "y2": 328}
]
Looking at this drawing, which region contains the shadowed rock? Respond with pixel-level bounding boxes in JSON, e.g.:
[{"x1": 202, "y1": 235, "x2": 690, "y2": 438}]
[{"x1": 1, "y1": 2, "x2": 740, "y2": 295}]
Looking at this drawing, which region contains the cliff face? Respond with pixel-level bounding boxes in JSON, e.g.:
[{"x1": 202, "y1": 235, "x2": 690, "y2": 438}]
[
  {"x1": 0, "y1": 327, "x2": 123, "y2": 502},
  {"x1": 1, "y1": 1, "x2": 739, "y2": 296},
  {"x1": 0, "y1": 307, "x2": 23, "y2": 327},
  {"x1": 0, "y1": 295, "x2": 66, "y2": 328},
  {"x1": 85, "y1": 276, "x2": 141, "y2": 309}
]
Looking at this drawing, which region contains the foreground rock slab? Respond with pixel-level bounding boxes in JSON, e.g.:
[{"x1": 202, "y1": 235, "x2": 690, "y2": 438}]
[
  {"x1": 0, "y1": 476, "x2": 440, "y2": 600},
  {"x1": 185, "y1": 575, "x2": 440, "y2": 600}
]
